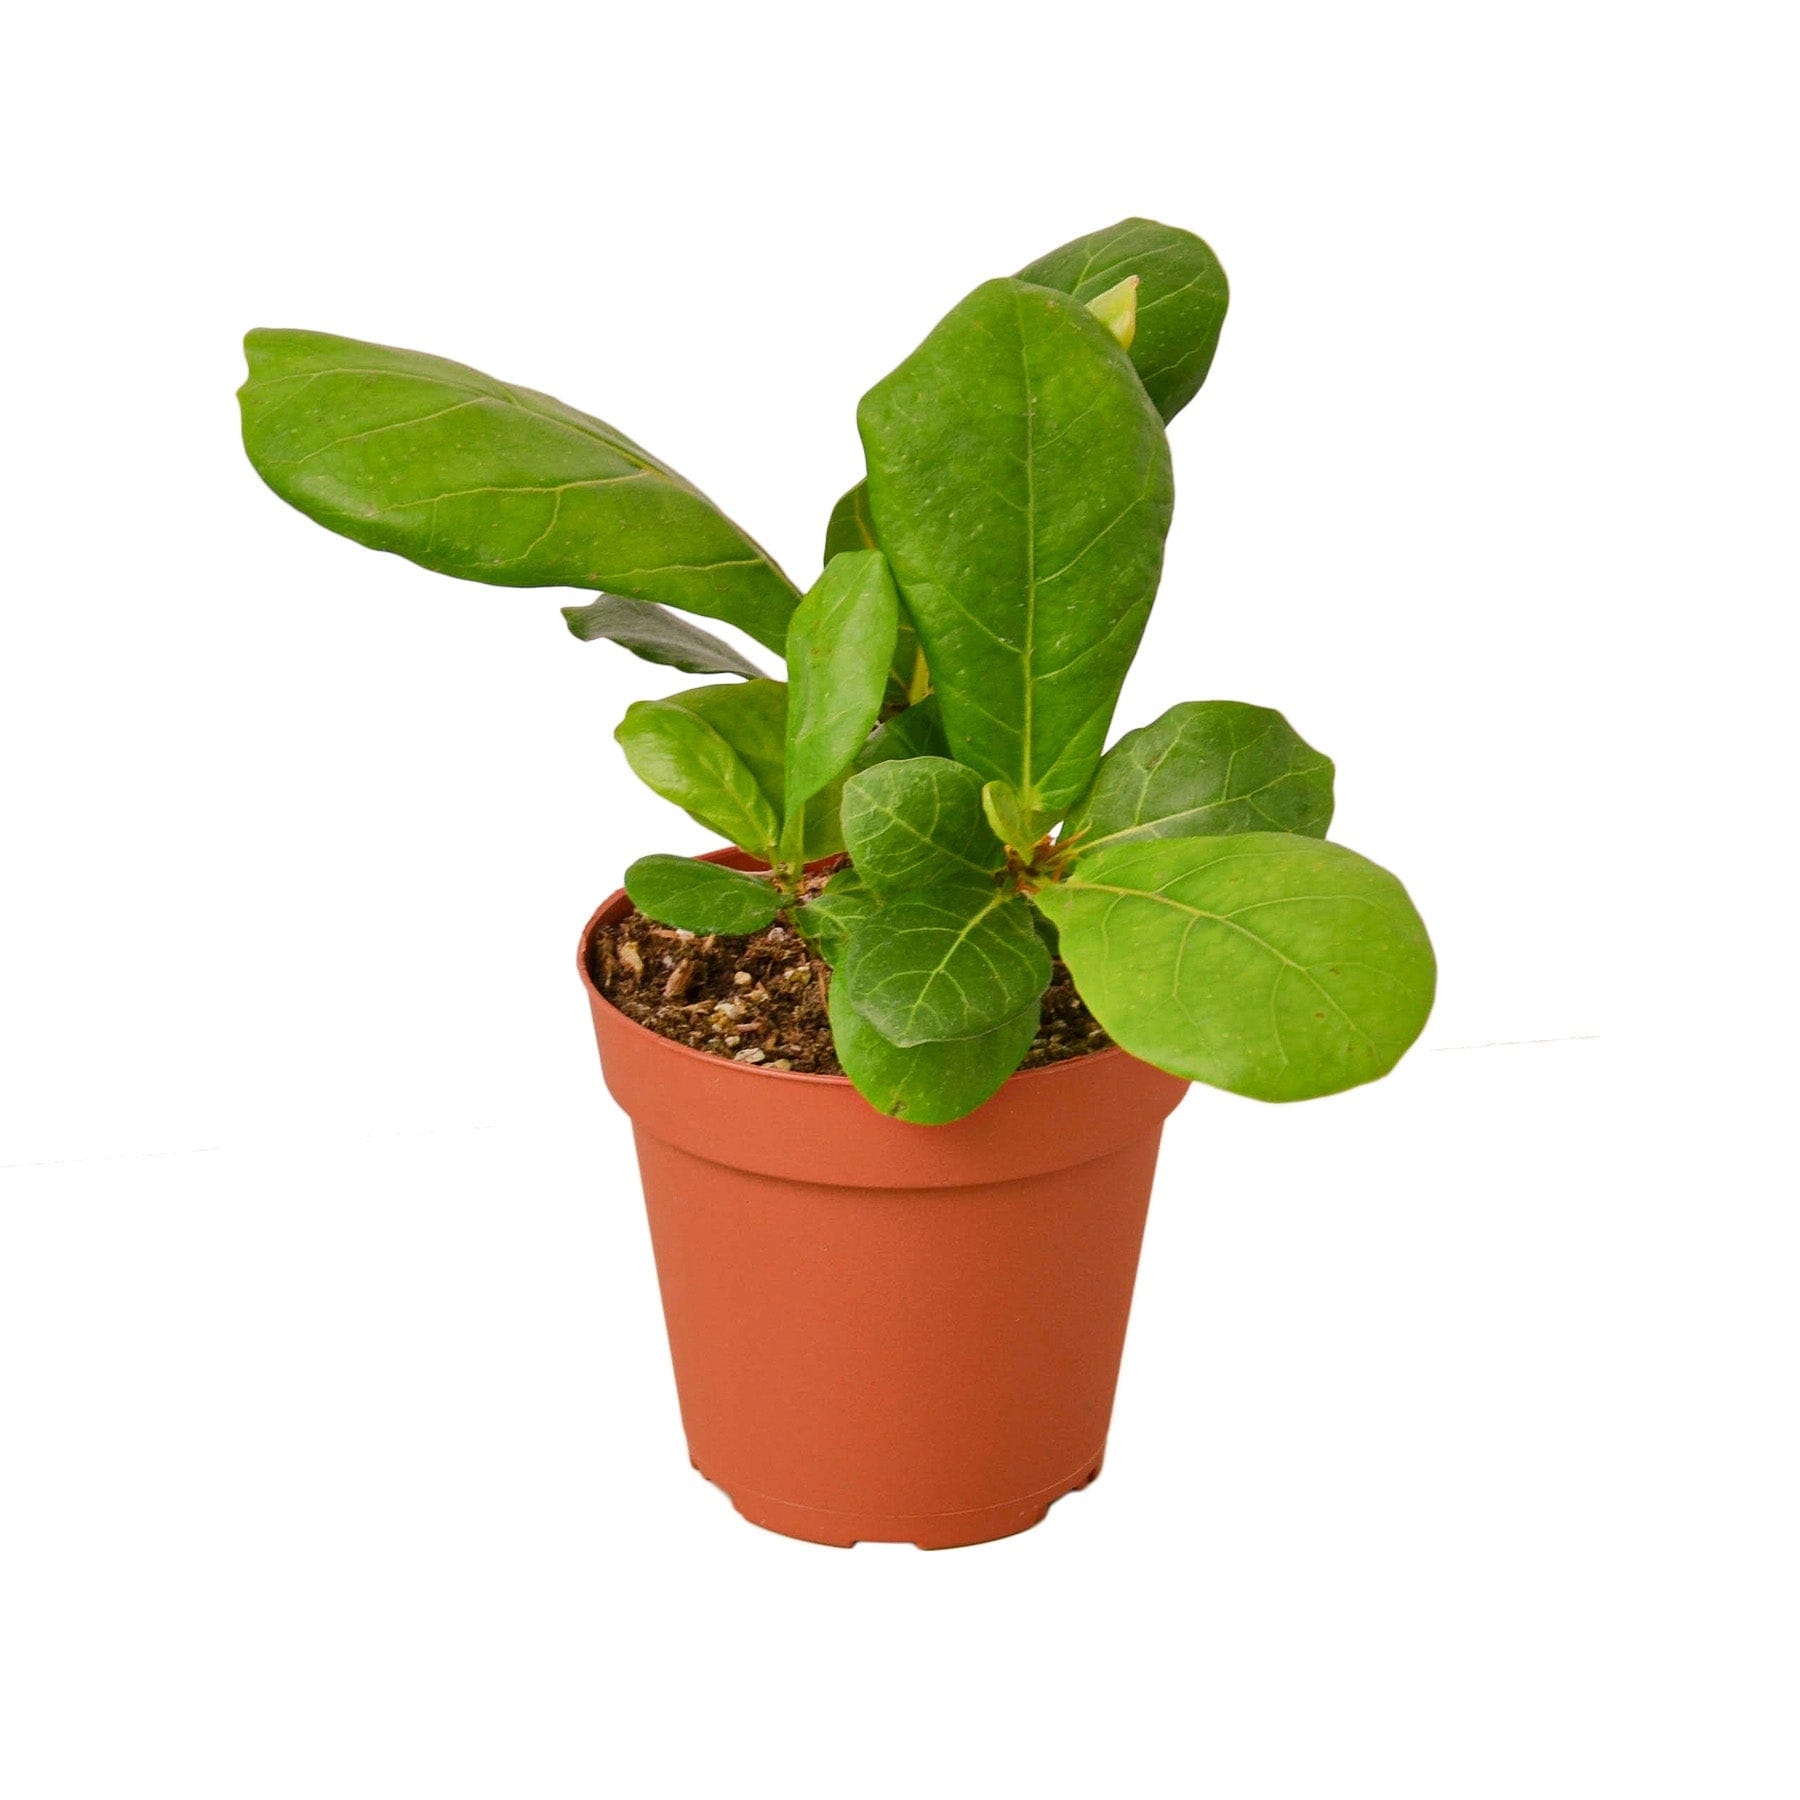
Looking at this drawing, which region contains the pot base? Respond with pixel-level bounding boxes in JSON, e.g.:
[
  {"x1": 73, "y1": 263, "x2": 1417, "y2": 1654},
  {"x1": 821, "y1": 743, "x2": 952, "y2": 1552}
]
[{"x1": 696, "y1": 1451, "x2": 1106, "y2": 1550}]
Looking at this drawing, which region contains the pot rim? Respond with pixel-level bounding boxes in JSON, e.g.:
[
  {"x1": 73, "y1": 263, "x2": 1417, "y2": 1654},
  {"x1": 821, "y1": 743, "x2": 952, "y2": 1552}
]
[{"x1": 577, "y1": 866, "x2": 1134, "y2": 1101}]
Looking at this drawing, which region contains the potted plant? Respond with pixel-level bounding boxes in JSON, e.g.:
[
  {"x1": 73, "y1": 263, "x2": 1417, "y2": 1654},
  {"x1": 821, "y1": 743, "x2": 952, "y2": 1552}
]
[{"x1": 240, "y1": 218, "x2": 1435, "y2": 1548}]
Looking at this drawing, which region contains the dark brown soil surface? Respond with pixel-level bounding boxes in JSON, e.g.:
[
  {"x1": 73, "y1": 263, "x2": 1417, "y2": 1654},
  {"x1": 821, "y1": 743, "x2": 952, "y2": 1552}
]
[{"x1": 588, "y1": 896, "x2": 1109, "y2": 1077}]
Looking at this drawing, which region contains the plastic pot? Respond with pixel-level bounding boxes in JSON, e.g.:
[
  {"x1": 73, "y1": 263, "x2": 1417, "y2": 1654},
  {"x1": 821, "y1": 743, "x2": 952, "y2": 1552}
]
[{"x1": 579, "y1": 850, "x2": 1188, "y2": 1548}]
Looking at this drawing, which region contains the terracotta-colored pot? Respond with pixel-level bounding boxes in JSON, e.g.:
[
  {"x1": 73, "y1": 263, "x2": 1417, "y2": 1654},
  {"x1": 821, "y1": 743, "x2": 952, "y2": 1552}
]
[{"x1": 579, "y1": 850, "x2": 1188, "y2": 1548}]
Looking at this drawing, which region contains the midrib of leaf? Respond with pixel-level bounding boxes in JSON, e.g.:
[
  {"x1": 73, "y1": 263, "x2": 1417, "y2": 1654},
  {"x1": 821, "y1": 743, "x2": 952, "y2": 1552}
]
[{"x1": 1015, "y1": 289, "x2": 1039, "y2": 809}]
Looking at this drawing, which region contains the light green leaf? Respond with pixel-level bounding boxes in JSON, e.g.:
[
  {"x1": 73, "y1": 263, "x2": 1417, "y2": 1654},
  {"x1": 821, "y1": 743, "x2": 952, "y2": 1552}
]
[
  {"x1": 859, "y1": 278, "x2": 1174, "y2": 822},
  {"x1": 1064, "y1": 702, "x2": 1335, "y2": 852},
  {"x1": 828, "y1": 978, "x2": 1037, "y2": 1124},
  {"x1": 1019, "y1": 217, "x2": 1230, "y2": 422},
  {"x1": 561, "y1": 594, "x2": 768, "y2": 679},
  {"x1": 794, "y1": 866, "x2": 875, "y2": 967},
  {"x1": 1085, "y1": 275, "x2": 1139, "y2": 349},
  {"x1": 981, "y1": 780, "x2": 1040, "y2": 856},
  {"x1": 826, "y1": 480, "x2": 920, "y2": 703},
  {"x1": 853, "y1": 694, "x2": 950, "y2": 771},
  {"x1": 781, "y1": 551, "x2": 900, "y2": 856},
  {"x1": 239, "y1": 329, "x2": 800, "y2": 651},
  {"x1": 624, "y1": 855, "x2": 780, "y2": 935},
  {"x1": 840, "y1": 757, "x2": 1007, "y2": 897},
  {"x1": 614, "y1": 680, "x2": 787, "y2": 860},
  {"x1": 838, "y1": 877, "x2": 1050, "y2": 1047},
  {"x1": 617, "y1": 678, "x2": 847, "y2": 864},
  {"x1": 1034, "y1": 835, "x2": 1436, "y2": 1101}
]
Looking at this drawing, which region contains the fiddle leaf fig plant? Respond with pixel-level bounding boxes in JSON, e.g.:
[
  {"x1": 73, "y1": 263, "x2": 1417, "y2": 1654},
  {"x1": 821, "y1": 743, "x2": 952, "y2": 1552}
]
[{"x1": 239, "y1": 215, "x2": 1436, "y2": 1126}]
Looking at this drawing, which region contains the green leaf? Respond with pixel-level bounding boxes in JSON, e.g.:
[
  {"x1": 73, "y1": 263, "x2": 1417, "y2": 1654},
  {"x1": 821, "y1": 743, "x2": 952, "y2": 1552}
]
[
  {"x1": 980, "y1": 780, "x2": 1040, "y2": 856},
  {"x1": 1064, "y1": 702, "x2": 1335, "y2": 852},
  {"x1": 853, "y1": 694, "x2": 950, "y2": 771},
  {"x1": 781, "y1": 551, "x2": 900, "y2": 854},
  {"x1": 1034, "y1": 835, "x2": 1435, "y2": 1101},
  {"x1": 859, "y1": 277, "x2": 1174, "y2": 823},
  {"x1": 793, "y1": 866, "x2": 875, "y2": 967},
  {"x1": 1019, "y1": 217, "x2": 1229, "y2": 422},
  {"x1": 840, "y1": 757, "x2": 1007, "y2": 897},
  {"x1": 239, "y1": 329, "x2": 800, "y2": 651},
  {"x1": 828, "y1": 978, "x2": 1038, "y2": 1124},
  {"x1": 824, "y1": 478, "x2": 878, "y2": 559},
  {"x1": 838, "y1": 877, "x2": 1050, "y2": 1047},
  {"x1": 624, "y1": 855, "x2": 780, "y2": 935},
  {"x1": 616, "y1": 678, "x2": 847, "y2": 864},
  {"x1": 615, "y1": 680, "x2": 787, "y2": 860},
  {"x1": 561, "y1": 594, "x2": 768, "y2": 679},
  {"x1": 1085, "y1": 275, "x2": 1139, "y2": 350},
  {"x1": 826, "y1": 479, "x2": 922, "y2": 704}
]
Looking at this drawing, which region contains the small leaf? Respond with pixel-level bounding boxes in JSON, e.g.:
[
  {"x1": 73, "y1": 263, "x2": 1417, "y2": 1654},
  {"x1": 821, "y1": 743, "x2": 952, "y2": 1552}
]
[
  {"x1": 860, "y1": 278, "x2": 1174, "y2": 823},
  {"x1": 625, "y1": 855, "x2": 780, "y2": 935},
  {"x1": 614, "y1": 680, "x2": 787, "y2": 859},
  {"x1": 617, "y1": 678, "x2": 847, "y2": 864},
  {"x1": 828, "y1": 978, "x2": 1037, "y2": 1124},
  {"x1": 1034, "y1": 835, "x2": 1435, "y2": 1100},
  {"x1": 980, "y1": 780, "x2": 1040, "y2": 856},
  {"x1": 1085, "y1": 275, "x2": 1140, "y2": 350},
  {"x1": 853, "y1": 695, "x2": 950, "y2": 771},
  {"x1": 561, "y1": 594, "x2": 768, "y2": 679},
  {"x1": 1019, "y1": 218, "x2": 1229, "y2": 422},
  {"x1": 839, "y1": 877, "x2": 1050, "y2": 1047},
  {"x1": 826, "y1": 480, "x2": 921, "y2": 703},
  {"x1": 239, "y1": 330, "x2": 800, "y2": 650},
  {"x1": 1064, "y1": 702, "x2": 1335, "y2": 852},
  {"x1": 781, "y1": 551, "x2": 900, "y2": 855},
  {"x1": 794, "y1": 867, "x2": 876, "y2": 967},
  {"x1": 840, "y1": 757, "x2": 1006, "y2": 897}
]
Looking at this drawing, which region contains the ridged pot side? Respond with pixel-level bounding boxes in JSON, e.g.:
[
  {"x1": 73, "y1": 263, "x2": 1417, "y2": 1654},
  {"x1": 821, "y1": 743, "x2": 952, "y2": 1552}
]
[{"x1": 580, "y1": 850, "x2": 1189, "y2": 1549}]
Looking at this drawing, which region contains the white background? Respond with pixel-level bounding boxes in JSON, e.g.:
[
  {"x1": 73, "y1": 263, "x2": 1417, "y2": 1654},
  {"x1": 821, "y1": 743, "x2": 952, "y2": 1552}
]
[{"x1": 3, "y1": 3, "x2": 1794, "y2": 1795}]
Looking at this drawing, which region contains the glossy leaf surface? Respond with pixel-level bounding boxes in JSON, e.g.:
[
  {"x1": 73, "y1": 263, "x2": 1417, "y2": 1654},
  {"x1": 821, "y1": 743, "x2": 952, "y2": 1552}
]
[
  {"x1": 838, "y1": 878, "x2": 1050, "y2": 1047},
  {"x1": 614, "y1": 680, "x2": 787, "y2": 860},
  {"x1": 1064, "y1": 702, "x2": 1334, "y2": 852},
  {"x1": 839, "y1": 757, "x2": 1006, "y2": 897},
  {"x1": 859, "y1": 278, "x2": 1173, "y2": 822},
  {"x1": 826, "y1": 480, "x2": 923, "y2": 703},
  {"x1": 1018, "y1": 217, "x2": 1229, "y2": 422},
  {"x1": 1035, "y1": 835, "x2": 1435, "y2": 1100},
  {"x1": 561, "y1": 594, "x2": 768, "y2": 679},
  {"x1": 782, "y1": 552, "x2": 900, "y2": 843},
  {"x1": 239, "y1": 329, "x2": 799, "y2": 650},
  {"x1": 624, "y1": 855, "x2": 780, "y2": 935},
  {"x1": 827, "y1": 979, "x2": 1037, "y2": 1124}
]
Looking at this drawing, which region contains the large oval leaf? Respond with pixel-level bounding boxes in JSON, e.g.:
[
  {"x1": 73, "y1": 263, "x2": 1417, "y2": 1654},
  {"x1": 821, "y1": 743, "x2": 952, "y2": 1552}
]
[
  {"x1": 858, "y1": 278, "x2": 1174, "y2": 826},
  {"x1": 827, "y1": 979, "x2": 1037, "y2": 1124},
  {"x1": 1018, "y1": 218, "x2": 1229, "y2": 423},
  {"x1": 782, "y1": 551, "x2": 899, "y2": 844},
  {"x1": 239, "y1": 329, "x2": 800, "y2": 651},
  {"x1": 614, "y1": 681, "x2": 787, "y2": 860},
  {"x1": 840, "y1": 756, "x2": 1006, "y2": 897},
  {"x1": 1034, "y1": 835, "x2": 1435, "y2": 1100},
  {"x1": 561, "y1": 594, "x2": 768, "y2": 679},
  {"x1": 1064, "y1": 702, "x2": 1334, "y2": 852},
  {"x1": 838, "y1": 877, "x2": 1050, "y2": 1047},
  {"x1": 624, "y1": 855, "x2": 781, "y2": 935}
]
